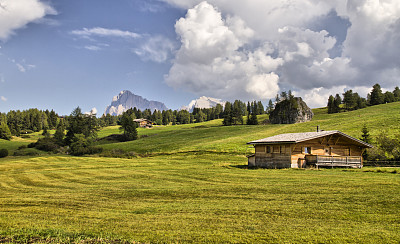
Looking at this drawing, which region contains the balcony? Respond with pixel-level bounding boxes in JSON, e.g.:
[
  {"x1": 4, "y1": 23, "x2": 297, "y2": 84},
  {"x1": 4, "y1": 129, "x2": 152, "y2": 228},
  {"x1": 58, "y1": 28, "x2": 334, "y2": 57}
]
[{"x1": 305, "y1": 155, "x2": 363, "y2": 169}]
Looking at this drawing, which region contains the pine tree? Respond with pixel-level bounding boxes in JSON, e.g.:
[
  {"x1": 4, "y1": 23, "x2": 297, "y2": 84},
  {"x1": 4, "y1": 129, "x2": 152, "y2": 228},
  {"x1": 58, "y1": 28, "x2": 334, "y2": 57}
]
[
  {"x1": 0, "y1": 114, "x2": 12, "y2": 140},
  {"x1": 223, "y1": 102, "x2": 233, "y2": 126},
  {"x1": 257, "y1": 101, "x2": 264, "y2": 115},
  {"x1": 54, "y1": 119, "x2": 65, "y2": 146},
  {"x1": 327, "y1": 95, "x2": 335, "y2": 114},
  {"x1": 120, "y1": 112, "x2": 138, "y2": 141},
  {"x1": 393, "y1": 86, "x2": 400, "y2": 101},
  {"x1": 369, "y1": 83, "x2": 384, "y2": 105},
  {"x1": 267, "y1": 99, "x2": 274, "y2": 114},
  {"x1": 333, "y1": 94, "x2": 342, "y2": 113},
  {"x1": 360, "y1": 124, "x2": 371, "y2": 160}
]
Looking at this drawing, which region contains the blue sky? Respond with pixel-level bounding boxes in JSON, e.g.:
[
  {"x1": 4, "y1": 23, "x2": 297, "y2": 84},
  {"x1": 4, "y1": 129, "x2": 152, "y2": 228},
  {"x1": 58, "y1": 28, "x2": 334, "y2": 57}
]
[{"x1": 1, "y1": 0, "x2": 399, "y2": 115}]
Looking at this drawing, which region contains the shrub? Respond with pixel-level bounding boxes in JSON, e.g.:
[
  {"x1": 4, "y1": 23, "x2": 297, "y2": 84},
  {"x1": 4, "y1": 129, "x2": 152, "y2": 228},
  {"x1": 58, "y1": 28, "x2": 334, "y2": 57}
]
[
  {"x1": 18, "y1": 145, "x2": 28, "y2": 150},
  {"x1": 32, "y1": 137, "x2": 60, "y2": 152},
  {"x1": 0, "y1": 149, "x2": 9, "y2": 158}
]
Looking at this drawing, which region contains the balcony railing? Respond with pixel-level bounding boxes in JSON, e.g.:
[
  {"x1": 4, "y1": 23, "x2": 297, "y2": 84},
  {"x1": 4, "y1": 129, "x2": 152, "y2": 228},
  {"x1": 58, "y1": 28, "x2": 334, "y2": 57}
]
[{"x1": 305, "y1": 155, "x2": 362, "y2": 168}]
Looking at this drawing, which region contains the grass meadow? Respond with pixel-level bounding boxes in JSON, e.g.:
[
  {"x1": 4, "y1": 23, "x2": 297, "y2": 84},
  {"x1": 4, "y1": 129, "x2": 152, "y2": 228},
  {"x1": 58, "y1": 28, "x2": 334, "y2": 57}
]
[{"x1": 1, "y1": 102, "x2": 400, "y2": 242}]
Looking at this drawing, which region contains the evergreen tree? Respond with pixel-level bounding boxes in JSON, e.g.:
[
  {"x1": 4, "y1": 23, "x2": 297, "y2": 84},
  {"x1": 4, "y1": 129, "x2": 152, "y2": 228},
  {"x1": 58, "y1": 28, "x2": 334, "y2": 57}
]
[
  {"x1": 267, "y1": 99, "x2": 274, "y2": 114},
  {"x1": 54, "y1": 119, "x2": 65, "y2": 146},
  {"x1": 384, "y1": 91, "x2": 395, "y2": 103},
  {"x1": 120, "y1": 112, "x2": 138, "y2": 141},
  {"x1": 275, "y1": 94, "x2": 280, "y2": 103},
  {"x1": 223, "y1": 102, "x2": 233, "y2": 126},
  {"x1": 327, "y1": 95, "x2": 335, "y2": 114},
  {"x1": 369, "y1": 83, "x2": 384, "y2": 105},
  {"x1": 393, "y1": 86, "x2": 400, "y2": 101},
  {"x1": 0, "y1": 114, "x2": 12, "y2": 140},
  {"x1": 257, "y1": 101, "x2": 264, "y2": 115},
  {"x1": 214, "y1": 104, "x2": 223, "y2": 119},
  {"x1": 360, "y1": 124, "x2": 371, "y2": 160},
  {"x1": 333, "y1": 94, "x2": 342, "y2": 113},
  {"x1": 343, "y1": 90, "x2": 357, "y2": 111}
]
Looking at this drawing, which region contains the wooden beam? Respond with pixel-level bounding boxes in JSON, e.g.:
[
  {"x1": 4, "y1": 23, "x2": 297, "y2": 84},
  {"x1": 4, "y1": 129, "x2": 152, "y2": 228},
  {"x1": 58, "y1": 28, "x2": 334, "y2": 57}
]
[{"x1": 335, "y1": 137, "x2": 340, "y2": 145}]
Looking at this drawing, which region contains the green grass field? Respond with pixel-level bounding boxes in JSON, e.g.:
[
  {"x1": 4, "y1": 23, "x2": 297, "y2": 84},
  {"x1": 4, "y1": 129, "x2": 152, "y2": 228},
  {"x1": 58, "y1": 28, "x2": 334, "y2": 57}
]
[
  {"x1": 1, "y1": 103, "x2": 400, "y2": 242},
  {"x1": 0, "y1": 155, "x2": 399, "y2": 243}
]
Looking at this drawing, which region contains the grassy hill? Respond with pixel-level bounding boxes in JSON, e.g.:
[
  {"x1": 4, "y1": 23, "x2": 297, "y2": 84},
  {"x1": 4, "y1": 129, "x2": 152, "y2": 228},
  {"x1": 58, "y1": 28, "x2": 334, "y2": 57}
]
[
  {"x1": 97, "y1": 102, "x2": 400, "y2": 156},
  {"x1": 0, "y1": 103, "x2": 399, "y2": 242}
]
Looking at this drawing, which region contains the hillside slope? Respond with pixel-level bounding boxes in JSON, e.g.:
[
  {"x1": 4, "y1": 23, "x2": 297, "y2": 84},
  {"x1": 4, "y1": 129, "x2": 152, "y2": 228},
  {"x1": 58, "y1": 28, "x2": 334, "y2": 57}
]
[{"x1": 99, "y1": 102, "x2": 400, "y2": 155}]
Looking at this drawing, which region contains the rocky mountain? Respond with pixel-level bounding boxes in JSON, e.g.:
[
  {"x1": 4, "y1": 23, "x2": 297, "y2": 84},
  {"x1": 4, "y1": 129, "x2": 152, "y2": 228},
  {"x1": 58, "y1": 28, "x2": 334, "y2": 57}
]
[
  {"x1": 180, "y1": 96, "x2": 225, "y2": 112},
  {"x1": 104, "y1": 90, "x2": 168, "y2": 116},
  {"x1": 269, "y1": 97, "x2": 313, "y2": 124}
]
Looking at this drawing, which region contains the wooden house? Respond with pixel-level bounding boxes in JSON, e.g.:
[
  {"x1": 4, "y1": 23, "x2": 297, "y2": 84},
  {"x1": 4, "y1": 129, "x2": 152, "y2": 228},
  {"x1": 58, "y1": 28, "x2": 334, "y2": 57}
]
[
  {"x1": 247, "y1": 130, "x2": 373, "y2": 169},
  {"x1": 133, "y1": 119, "x2": 154, "y2": 128}
]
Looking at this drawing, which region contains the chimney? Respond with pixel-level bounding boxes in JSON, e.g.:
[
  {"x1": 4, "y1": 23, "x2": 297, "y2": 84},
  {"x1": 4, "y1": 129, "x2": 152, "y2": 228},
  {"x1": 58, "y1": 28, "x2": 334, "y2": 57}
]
[{"x1": 317, "y1": 126, "x2": 320, "y2": 132}]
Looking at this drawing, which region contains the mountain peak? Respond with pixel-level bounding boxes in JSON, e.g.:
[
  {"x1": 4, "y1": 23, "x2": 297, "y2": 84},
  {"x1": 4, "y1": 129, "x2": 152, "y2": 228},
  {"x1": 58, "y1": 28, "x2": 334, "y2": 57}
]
[
  {"x1": 180, "y1": 96, "x2": 225, "y2": 112},
  {"x1": 104, "y1": 90, "x2": 168, "y2": 116}
]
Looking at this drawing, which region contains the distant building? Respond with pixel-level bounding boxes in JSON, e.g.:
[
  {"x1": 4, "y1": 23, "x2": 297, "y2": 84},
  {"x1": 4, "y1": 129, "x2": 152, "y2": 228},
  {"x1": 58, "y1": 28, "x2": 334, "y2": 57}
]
[
  {"x1": 133, "y1": 119, "x2": 154, "y2": 128},
  {"x1": 247, "y1": 129, "x2": 373, "y2": 169}
]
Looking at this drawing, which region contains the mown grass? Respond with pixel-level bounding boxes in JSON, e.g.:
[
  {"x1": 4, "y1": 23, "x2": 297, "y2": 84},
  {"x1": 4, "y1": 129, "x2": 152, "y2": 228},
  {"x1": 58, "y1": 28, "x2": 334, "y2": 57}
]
[
  {"x1": 0, "y1": 155, "x2": 399, "y2": 243},
  {"x1": 1, "y1": 103, "x2": 400, "y2": 242}
]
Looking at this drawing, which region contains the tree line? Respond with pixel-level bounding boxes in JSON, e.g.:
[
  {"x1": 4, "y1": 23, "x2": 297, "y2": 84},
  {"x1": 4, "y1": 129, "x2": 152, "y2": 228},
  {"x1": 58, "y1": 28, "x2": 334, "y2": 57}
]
[{"x1": 327, "y1": 84, "x2": 400, "y2": 113}]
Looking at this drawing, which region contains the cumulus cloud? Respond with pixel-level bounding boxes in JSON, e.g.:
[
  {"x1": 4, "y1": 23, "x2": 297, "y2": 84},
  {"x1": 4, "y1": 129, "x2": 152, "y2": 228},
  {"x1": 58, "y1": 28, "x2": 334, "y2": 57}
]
[
  {"x1": 85, "y1": 107, "x2": 97, "y2": 115},
  {"x1": 165, "y1": 1, "x2": 281, "y2": 100},
  {"x1": 0, "y1": 0, "x2": 56, "y2": 41},
  {"x1": 1, "y1": 96, "x2": 7, "y2": 102},
  {"x1": 163, "y1": 0, "x2": 400, "y2": 106},
  {"x1": 70, "y1": 27, "x2": 141, "y2": 39},
  {"x1": 133, "y1": 35, "x2": 175, "y2": 63}
]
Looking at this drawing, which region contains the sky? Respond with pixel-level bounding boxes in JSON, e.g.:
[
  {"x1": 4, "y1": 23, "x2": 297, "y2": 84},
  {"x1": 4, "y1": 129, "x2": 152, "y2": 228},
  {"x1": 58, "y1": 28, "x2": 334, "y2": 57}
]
[{"x1": 0, "y1": 0, "x2": 399, "y2": 115}]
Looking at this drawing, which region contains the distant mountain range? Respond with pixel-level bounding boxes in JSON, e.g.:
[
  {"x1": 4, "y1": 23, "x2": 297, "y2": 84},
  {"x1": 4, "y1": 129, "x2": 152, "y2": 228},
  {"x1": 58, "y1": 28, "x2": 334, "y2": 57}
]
[
  {"x1": 104, "y1": 90, "x2": 168, "y2": 116},
  {"x1": 180, "y1": 96, "x2": 226, "y2": 112}
]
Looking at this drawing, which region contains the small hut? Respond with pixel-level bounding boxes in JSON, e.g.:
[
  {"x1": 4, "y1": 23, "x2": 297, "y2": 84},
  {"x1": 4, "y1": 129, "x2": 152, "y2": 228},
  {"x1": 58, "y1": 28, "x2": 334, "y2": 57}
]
[
  {"x1": 247, "y1": 129, "x2": 373, "y2": 169},
  {"x1": 133, "y1": 119, "x2": 154, "y2": 128}
]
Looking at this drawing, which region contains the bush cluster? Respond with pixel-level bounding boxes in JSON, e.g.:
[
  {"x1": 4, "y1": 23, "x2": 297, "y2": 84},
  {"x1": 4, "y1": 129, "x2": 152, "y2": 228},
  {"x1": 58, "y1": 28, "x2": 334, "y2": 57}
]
[{"x1": 0, "y1": 149, "x2": 8, "y2": 158}]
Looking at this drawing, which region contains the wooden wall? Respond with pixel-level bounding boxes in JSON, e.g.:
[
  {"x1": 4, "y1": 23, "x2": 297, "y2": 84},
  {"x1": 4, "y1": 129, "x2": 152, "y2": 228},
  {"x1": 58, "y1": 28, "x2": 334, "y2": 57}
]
[{"x1": 253, "y1": 134, "x2": 365, "y2": 168}]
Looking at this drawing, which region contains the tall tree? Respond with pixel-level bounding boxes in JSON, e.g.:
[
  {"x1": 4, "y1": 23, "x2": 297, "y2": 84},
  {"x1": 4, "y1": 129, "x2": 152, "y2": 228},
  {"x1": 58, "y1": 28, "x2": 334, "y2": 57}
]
[
  {"x1": 393, "y1": 86, "x2": 400, "y2": 101},
  {"x1": 120, "y1": 112, "x2": 138, "y2": 141},
  {"x1": 0, "y1": 113, "x2": 12, "y2": 140},
  {"x1": 333, "y1": 94, "x2": 342, "y2": 113},
  {"x1": 54, "y1": 119, "x2": 65, "y2": 146},
  {"x1": 369, "y1": 83, "x2": 384, "y2": 105},
  {"x1": 267, "y1": 99, "x2": 274, "y2": 114},
  {"x1": 257, "y1": 101, "x2": 264, "y2": 115},
  {"x1": 223, "y1": 102, "x2": 233, "y2": 126},
  {"x1": 327, "y1": 95, "x2": 335, "y2": 114}
]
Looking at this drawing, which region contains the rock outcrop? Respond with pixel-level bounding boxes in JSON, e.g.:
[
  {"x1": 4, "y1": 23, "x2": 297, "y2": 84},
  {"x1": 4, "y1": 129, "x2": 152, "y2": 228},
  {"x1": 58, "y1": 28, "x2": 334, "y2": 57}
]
[
  {"x1": 104, "y1": 90, "x2": 168, "y2": 116},
  {"x1": 269, "y1": 97, "x2": 313, "y2": 124},
  {"x1": 180, "y1": 96, "x2": 225, "y2": 112}
]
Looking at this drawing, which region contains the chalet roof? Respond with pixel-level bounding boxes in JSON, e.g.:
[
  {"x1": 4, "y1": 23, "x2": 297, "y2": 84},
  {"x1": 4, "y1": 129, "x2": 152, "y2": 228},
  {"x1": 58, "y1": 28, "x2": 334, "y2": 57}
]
[
  {"x1": 247, "y1": 130, "x2": 373, "y2": 148},
  {"x1": 133, "y1": 119, "x2": 153, "y2": 123}
]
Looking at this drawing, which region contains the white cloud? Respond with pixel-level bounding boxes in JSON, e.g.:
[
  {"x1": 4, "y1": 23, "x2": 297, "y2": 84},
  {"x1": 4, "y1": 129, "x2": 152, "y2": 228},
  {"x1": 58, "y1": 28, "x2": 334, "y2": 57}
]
[
  {"x1": 8, "y1": 58, "x2": 36, "y2": 73},
  {"x1": 84, "y1": 45, "x2": 102, "y2": 51},
  {"x1": 162, "y1": 0, "x2": 400, "y2": 104},
  {"x1": 70, "y1": 27, "x2": 141, "y2": 39},
  {"x1": 0, "y1": 0, "x2": 56, "y2": 41},
  {"x1": 165, "y1": 1, "x2": 282, "y2": 101},
  {"x1": 16, "y1": 63, "x2": 25, "y2": 72},
  {"x1": 1, "y1": 96, "x2": 7, "y2": 102},
  {"x1": 133, "y1": 35, "x2": 175, "y2": 63},
  {"x1": 85, "y1": 107, "x2": 97, "y2": 115}
]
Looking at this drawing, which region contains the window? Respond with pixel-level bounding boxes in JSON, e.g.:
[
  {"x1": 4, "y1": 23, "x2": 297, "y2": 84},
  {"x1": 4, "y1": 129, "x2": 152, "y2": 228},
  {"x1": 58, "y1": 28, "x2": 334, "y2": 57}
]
[
  {"x1": 344, "y1": 148, "x2": 350, "y2": 156},
  {"x1": 266, "y1": 146, "x2": 271, "y2": 153},
  {"x1": 273, "y1": 146, "x2": 280, "y2": 153},
  {"x1": 304, "y1": 147, "x2": 312, "y2": 154}
]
